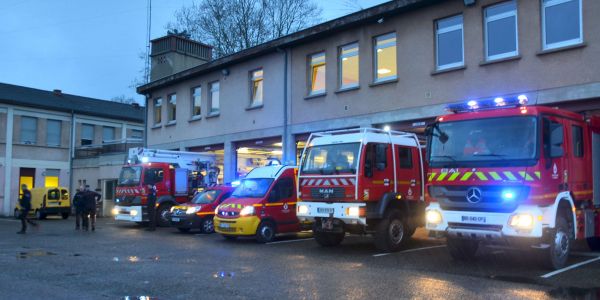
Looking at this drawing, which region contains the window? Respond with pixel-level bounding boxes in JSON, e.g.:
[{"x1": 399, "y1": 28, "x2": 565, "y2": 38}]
[
  {"x1": 485, "y1": 1, "x2": 518, "y2": 60},
  {"x1": 339, "y1": 43, "x2": 359, "y2": 89},
  {"x1": 309, "y1": 52, "x2": 326, "y2": 95},
  {"x1": 81, "y1": 124, "x2": 94, "y2": 146},
  {"x1": 572, "y1": 125, "x2": 583, "y2": 157},
  {"x1": 398, "y1": 147, "x2": 413, "y2": 169},
  {"x1": 20, "y1": 116, "x2": 37, "y2": 144},
  {"x1": 44, "y1": 169, "x2": 60, "y2": 188},
  {"x1": 191, "y1": 87, "x2": 201, "y2": 117},
  {"x1": 131, "y1": 129, "x2": 143, "y2": 139},
  {"x1": 46, "y1": 119, "x2": 61, "y2": 146},
  {"x1": 209, "y1": 81, "x2": 220, "y2": 114},
  {"x1": 250, "y1": 69, "x2": 264, "y2": 107},
  {"x1": 102, "y1": 126, "x2": 115, "y2": 143},
  {"x1": 436, "y1": 15, "x2": 464, "y2": 70},
  {"x1": 167, "y1": 94, "x2": 176, "y2": 122},
  {"x1": 374, "y1": 33, "x2": 397, "y2": 82},
  {"x1": 542, "y1": 0, "x2": 582, "y2": 50},
  {"x1": 153, "y1": 98, "x2": 162, "y2": 125}
]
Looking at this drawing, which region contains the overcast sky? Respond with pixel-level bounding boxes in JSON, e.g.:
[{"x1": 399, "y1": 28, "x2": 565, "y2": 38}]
[{"x1": 0, "y1": 0, "x2": 389, "y2": 104}]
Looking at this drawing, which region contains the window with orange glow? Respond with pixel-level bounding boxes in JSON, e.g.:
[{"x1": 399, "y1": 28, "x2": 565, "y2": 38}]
[
  {"x1": 339, "y1": 43, "x2": 359, "y2": 89},
  {"x1": 374, "y1": 33, "x2": 397, "y2": 82},
  {"x1": 309, "y1": 52, "x2": 326, "y2": 95}
]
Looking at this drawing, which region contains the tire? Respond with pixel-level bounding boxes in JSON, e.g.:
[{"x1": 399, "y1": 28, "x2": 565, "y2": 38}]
[
  {"x1": 256, "y1": 221, "x2": 276, "y2": 243},
  {"x1": 35, "y1": 210, "x2": 46, "y2": 220},
  {"x1": 374, "y1": 209, "x2": 408, "y2": 252},
  {"x1": 587, "y1": 237, "x2": 600, "y2": 252},
  {"x1": 156, "y1": 204, "x2": 172, "y2": 227},
  {"x1": 61, "y1": 213, "x2": 69, "y2": 220},
  {"x1": 447, "y1": 237, "x2": 479, "y2": 260},
  {"x1": 541, "y1": 216, "x2": 571, "y2": 270},
  {"x1": 223, "y1": 235, "x2": 238, "y2": 241},
  {"x1": 177, "y1": 227, "x2": 191, "y2": 233},
  {"x1": 201, "y1": 218, "x2": 215, "y2": 234},
  {"x1": 314, "y1": 231, "x2": 345, "y2": 247}
]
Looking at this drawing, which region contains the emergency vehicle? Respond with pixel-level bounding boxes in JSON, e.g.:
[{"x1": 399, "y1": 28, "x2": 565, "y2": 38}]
[
  {"x1": 296, "y1": 128, "x2": 426, "y2": 252},
  {"x1": 214, "y1": 165, "x2": 301, "y2": 243},
  {"x1": 112, "y1": 148, "x2": 218, "y2": 227},
  {"x1": 425, "y1": 95, "x2": 600, "y2": 269},
  {"x1": 169, "y1": 185, "x2": 235, "y2": 233}
]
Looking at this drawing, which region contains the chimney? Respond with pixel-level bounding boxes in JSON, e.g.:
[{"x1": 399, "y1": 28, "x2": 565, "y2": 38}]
[
  {"x1": 53, "y1": 89, "x2": 62, "y2": 96},
  {"x1": 150, "y1": 34, "x2": 213, "y2": 81}
]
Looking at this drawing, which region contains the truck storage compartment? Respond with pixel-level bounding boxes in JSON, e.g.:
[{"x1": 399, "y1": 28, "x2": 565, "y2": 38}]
[{"x1": 594, "y1": 132, "x2": 599, "y2": 206}]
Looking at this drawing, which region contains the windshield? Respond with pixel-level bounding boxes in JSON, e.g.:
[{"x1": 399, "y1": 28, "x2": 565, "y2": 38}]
[
  {"x1": 301, "y1": 142, "x2": 360, "y2": 174},
  {"x1": 118, "y1": 167, "x2": 142, "y2": 186},
  {"x1": 192, "y1": 190, "x2": 222, "y2": 204},
  {"x1": 232, "y1": 178, "x2": 273, "y2": 198},
  {"x1": 429, "y1": 116, "x2": 537, "y2": 167}
]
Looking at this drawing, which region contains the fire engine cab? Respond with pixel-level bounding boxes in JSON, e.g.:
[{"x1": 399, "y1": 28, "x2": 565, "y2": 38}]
[
  {"x1": 113, "y1": 148, "x2": 218, "y2": 227},
  {"x1": 296, "y1": 128, "x2": 426, "y2": 252},
  {"x1": 425, "y1": 96, "x2": 600, "y2": 269}
]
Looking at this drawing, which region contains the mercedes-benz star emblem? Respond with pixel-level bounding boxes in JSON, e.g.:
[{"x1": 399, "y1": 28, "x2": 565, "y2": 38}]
[{"x1": 466, "y1": 187, "x2": 483, "y2": 204}]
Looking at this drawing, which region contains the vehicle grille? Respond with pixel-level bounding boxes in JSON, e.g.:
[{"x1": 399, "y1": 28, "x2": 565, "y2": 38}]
[
  {"x1": 310, "y1": 187, "x2": 346, "y2": 199},
  {"x1": 448, "y1": 222, "x2": 503, "y2": 231},
  {"x1": 218, "y1": 227, "x2": 236, "y2": 233},
  {"x1": 430, "y1": 185, "x2": 528, "y2": 213},
  {"x1": 172, "y1": 209, "x2": 187, "y2": 216}
]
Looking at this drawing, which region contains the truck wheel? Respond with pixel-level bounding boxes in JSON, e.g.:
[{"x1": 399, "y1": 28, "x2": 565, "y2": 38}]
[
  {"x1": 314, "y1": 231, "x2": 345, "y2": 247},
  {"x1": 542, "y1": 216, "x2": 571, "y2": 270},
  {"x1": 61, "y1": 213, "x2": 69, "y2": 220},
  {"x1": 587, "y1": 237, "x2": 600, "y2": 252},
  {"x1": 374, "y1": 209, "x2": 407, "y2": 252},
  {"x1": 201, "y1": 218, "x2": 215, "y2": 234},
  {"x1": 156, "y1": 204, "x2": 172, "y2": 227},
  {"x1": 35, "y1": 210, "x2": 46, "y2": 220},
  {"x1": 256, "y1": 221, "x2": 276, "y2": 243},
  {"x1": 177, "y1": 228, "x2": 191, "y2": 233},
  {"x1": 447, "y1": 237, "x2": 479, "y2": 260}
]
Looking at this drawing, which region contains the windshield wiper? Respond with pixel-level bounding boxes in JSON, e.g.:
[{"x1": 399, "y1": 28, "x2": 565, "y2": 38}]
[{"x1": 431, "y1": 155, "x2": 456, "y2": 162}]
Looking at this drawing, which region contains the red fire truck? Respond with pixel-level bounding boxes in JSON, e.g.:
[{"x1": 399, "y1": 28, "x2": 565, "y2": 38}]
[
  {"x1": 296, "y1": 128, "x2": 426, "y2": 252},
  {"x1": 112, "y1": 148, "x2": 218, "y2": 227},
  {"x1": 425, "y1": 95, "x2": 600, "y2": 269}
]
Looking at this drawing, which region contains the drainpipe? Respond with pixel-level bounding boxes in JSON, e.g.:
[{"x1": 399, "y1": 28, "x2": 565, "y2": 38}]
[
  {"x1": 280, "y1": 47, "x2": 290, "y2": 164},
  {"x1": 69, "y1": 110, "x2": 75, "y2": 196}
]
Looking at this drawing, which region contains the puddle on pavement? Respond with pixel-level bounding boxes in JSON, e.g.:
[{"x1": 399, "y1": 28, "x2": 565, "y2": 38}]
[
  {"x1": 17, "y1": 251, "x2": 57, "y2": 259},
  {"x1": 213, "y1": 271, "x2": 235, "y2": 279},
  {"x1": 122, "y1": 297, "x2": 156, "y2": 300},
  {"x1": 112, "y1": 256, "x2": 160, "y2": 263},
  {"x1": 547, "y1": 287, "x2": 600, "y2": 299}
]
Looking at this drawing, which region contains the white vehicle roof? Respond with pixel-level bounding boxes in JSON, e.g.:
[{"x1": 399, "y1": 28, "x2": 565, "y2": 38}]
[
  {"x1": 309, "y1": 132, "x2": 418, "y2": 148},
  {"x1": 246, "y1": 165, "x2": 296, "y2": 179}
]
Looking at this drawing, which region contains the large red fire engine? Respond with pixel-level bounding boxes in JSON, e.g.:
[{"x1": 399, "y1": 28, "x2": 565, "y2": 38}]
[
  {"x1": 425, "y1": 95, "x2": 600, "y2": 269},
  {"x1": 296, "y1": 128, "x2": 426, "y2": 251},
  {"x1": 113, "y1": 148, "x2": 218, "y2": 227}
]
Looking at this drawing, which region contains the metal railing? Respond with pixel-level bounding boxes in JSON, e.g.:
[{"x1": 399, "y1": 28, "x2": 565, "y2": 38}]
[{"x1": 74, "y1": 138, "x2": 143, "y2": 159}]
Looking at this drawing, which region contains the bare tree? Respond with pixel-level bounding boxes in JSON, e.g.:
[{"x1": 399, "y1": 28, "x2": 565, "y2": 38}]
[
  {"x1": 167, "y1": 0, "x2": 322, "y2": 58},
  {"x1": 111, "y1": 95, "x2": 140, "y2": 105}
]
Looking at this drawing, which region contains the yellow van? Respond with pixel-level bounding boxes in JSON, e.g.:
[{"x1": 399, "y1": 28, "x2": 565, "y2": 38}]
[{"x1": 14, "y1": 187, "x2": 71, "y2": 220}]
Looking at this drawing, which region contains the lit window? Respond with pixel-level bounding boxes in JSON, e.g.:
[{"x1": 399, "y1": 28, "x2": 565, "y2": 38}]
[
  {"x1": 485, "y1": 1, "x2": 518, "y2": 60},
  {"x1": 81, "y1": 124, "x2": 94, "y2": 146},
  {"x1": 309, "y1": 52, "x2": 326, "y2": 95},
  {"x1": 168, "y1": 94, "x2": 176, "y2": 122},
  {"x1": 542, "y1": 0, "x2": 582, "y2": 50},
  {"x1": 102, "y1": 126, "x2": 115, "y2": 143},
  {"x1": 436, "y1": 15, "x2": 464, "y2": 70},
  {"x1": 339, "y1": 43, "x2": 359, "y2": 89},
  {"x1": 374, "y1": 33, "x2": 397, "y2": 82},
  {"x1": 46, "y1": 119, "x2": 61, "y2": 147},
  {"x1": 192, "y1": 87, "x2": 201, "y2": 117},
  {"x1": 209, "y1": 81, "x2": 220, "y2": 114},
  {"x1": 20, "y1": 116, "x2": 37, "y2": 145},
  {"x1": 154, "y1": 98, "x2": 162, "y2": 125},
  {"x1": 250, "y1": 69, "x2": 263, "y2": 107}
]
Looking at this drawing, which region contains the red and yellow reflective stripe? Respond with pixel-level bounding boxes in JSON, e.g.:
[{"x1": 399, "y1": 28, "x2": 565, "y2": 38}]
[{"x1": 427, "y1": 170, "x2": 540, "y2": 182}]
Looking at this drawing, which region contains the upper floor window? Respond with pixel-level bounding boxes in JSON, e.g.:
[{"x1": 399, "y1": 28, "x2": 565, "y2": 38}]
[
  {"x1": 102, "y1": 126, "x2": 115, "y2": 143},
  {"x1": 436, "y1": 15, "x2": 464, "y2": 70},
  {"x1": 192, "y1": 86, "x2": 202, "y2": 117},
  {"x1": 81, "y1": 124, "x2": 94, "y2": 146},
  {"x1": 209, "y1": 81, "x2": 220, "y2": 115},
  {"x1": 20, "y1": 116, "x2": 37, "y2": 145},
  {"x1": 339, "y1": 42, "x2": 359, "y2": 89},
  {"x1": 309, "y1": 52, "x2": 326, "y2": 95},
  {"x1": 485, "y1": 1, "x2": 518, "y2": 61},
  {"x1": 250, "y1": 69, "x2": 263, "y2": 107},
  {"x1": 542, "y1": 0, "x2": 582, "y2": 50},
  {"x1": 374, "y1": 33, "x2": 397, "y2": 82},
  {"x1": 153, "y1": 98, "x2": 162, "y2": 125},
  {"x1": 46, "y1": 119, "x2": 61, "y2": 147},
  {"x1": 131, "y1": 129, "x2": 143, "y2": 139},
  {"x1": 167, "y1": 94, "x2": 176, "y2": 122}
]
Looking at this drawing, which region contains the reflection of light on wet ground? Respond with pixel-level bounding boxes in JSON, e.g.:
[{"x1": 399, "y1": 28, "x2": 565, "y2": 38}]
[
  {"x1": 17, "y1": 251, "x2": 57, "y2": 259},
  {"x1": 213, "y1": 271, "x2": 235, "y2": 278},
  {"x1": 123, "y1": 296, "x2": 155, "y2": 300},
  {"x1": 128, "y1": 256, "x2": 140, "y2": 263},
  {"x1": 509, "y1": 289, "x2": 551, "y2": 299}
]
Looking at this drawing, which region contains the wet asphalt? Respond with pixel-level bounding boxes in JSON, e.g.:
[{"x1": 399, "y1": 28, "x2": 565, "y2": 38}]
[{"x1": 1, "y1": 217, "x2": 599, "y2": 300}]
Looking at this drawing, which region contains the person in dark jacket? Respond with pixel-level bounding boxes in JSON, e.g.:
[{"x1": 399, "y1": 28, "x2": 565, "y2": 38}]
[
  {"x1": 146, "y1": 184, "x2": 157, "y2": 231},
  {"x1": 17, "y1": 184, "x2": 37, "y2": 234},
  {"x1": 82, "y1": 185, "x2": 101, "y2": 231},
  {"x1": 73, "y1": 186, "x2": 85, "y2": 230}
]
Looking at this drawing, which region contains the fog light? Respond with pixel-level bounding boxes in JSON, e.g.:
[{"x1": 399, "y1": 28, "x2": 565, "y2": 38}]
[
  {"x1": 130, "y1": 210, "x2": 138, "y2": 216},
  {"x1": 426, "y1": 210, "x2": 442, "y2": 225},
  {"x1": 297, "y1": 205, "x2": 309, "y2": 215},
  {"x1": 346, "y1": 206, "x2": 360, "y2": 217},
  {"x1": 509, "y1": 213, "x2": 534, "y2": 229}
]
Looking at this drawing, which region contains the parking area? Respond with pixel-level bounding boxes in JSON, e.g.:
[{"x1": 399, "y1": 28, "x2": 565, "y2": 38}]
[{"x1": 1, "y1": 217, "x2": 599, "y2": 299}]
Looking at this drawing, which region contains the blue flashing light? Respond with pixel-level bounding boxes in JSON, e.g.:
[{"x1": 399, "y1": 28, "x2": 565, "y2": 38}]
[
  {"x1": 231, "y1": 180, "x2": 241, "y2": 187},
  {"x1": 501, "y1": 190, "x2": 516, "y2": 201},
  {"x1": 446, "y1": 95, "x2": 529, "y2": 113}
]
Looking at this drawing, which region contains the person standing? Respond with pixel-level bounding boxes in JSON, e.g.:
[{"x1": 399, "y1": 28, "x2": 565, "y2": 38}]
[
  {"x1": 73, "y1": 186, "x2": 85, "y2": 230},
  {"x1": 82, "y1": 185, "x2": 101, "y2": 231},
  {"x1": 146, "y1": 184, "x2": 157, "y2": 231},
  {"x1": 17, "y1": 184, "x2": 38, "y2": 234}
]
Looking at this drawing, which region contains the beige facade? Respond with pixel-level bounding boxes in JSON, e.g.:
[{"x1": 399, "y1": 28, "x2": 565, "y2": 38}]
[{"x1": 140, "y1": 0, "x2": 600, "y2": 184}]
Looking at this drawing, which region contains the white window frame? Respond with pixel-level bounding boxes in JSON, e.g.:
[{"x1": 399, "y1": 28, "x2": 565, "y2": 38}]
[
  {"x1": 484, "y1": 1, "x2": 518, "y2": 61},
  {"x1": 436, "y1": 15, "x2": 464, "y2": 71},
  {"x1": 209, "y1": 81, "x2": 220, "y2": 115},
  {"x1": 249, "y1": 69, "x2": 264, "y2": 107},
  {"x1": 339, "y1": 42, "x2": 359, "y2": 89},
  {"x1": 374, "y1": 33, "x2": 397, "y2": 82},
  {"x1": 191, "y1": 86, "x2": 202, "y2": 118},
  {"x1": 541, "y1": 0, "x2": 583, "y2": 50},
  {"x1": 308, "y1": 52, "x2": 326, "y2": 95}
]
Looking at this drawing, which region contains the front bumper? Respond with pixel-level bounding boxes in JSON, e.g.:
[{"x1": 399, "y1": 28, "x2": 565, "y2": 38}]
[
  {"x1": 214, "y1": 216, "x2": 261, "y2": 236},
  {"x1": 41, "y1": 206, "x2": 71, "y2": 215},
  {"x1": 169, "y1": 214, "x2": 202, "y2": 229},
  {"x1": 113, "y1": 205, "x2": 144, "y2": 222},
  {"x1": 426, "y1": 202, "x2": 547, "y2": 240},
  {"x1": 296, "y1": 201, "x2": 366, "y2": 225}
]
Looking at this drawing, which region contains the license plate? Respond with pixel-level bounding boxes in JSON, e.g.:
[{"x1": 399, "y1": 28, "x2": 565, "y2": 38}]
[
  {"x1": 317, "y1": 207, "x2": 334, "y2": 214},
  {"x1": 220, "y1": 223, "x2": 230, "y2": 228},
  {"x1": 461, "y1": 216, "x2": 486, "y2": 223},
  {"x1": 172, "y1": 217, "x2": 180, "y2": 222}
]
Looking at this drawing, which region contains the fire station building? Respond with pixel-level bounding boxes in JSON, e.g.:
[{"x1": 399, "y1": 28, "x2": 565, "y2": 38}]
[{"x1": 138, "y1": 0, "x2": 600, "y2": 184}]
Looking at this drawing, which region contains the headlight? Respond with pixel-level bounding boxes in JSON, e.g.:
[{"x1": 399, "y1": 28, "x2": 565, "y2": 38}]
[
  {"x1": 130, "y1": 210, "x2": 138, "y2": 216},
  {"x1": 215, "y1": 206, "x2": 219, "y2": 214},
  {"x1": 509, "y1": 213, "x2": 534, "y2": 229},
  {"x1": 186, "y1": 207, "x2": 201, "y2": 214},
  {"x1": 426, "y1": 210, "x2": 443, "y2": 225},
  {"x1": 170, "y1": 207, "x2": 175, "y2": 213},
  {"x1": 111, "y1": 207, "x2": 119, "y2": 216},
  {"x1": 239, "y1": 206, "x2": 255, "y2": 216},
  {"x1": 345, "y1": 206, "x2": 360, "y2": 217},
  {"x1": 297, "y1": 205, "x2": 309, "y2": 215}
]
